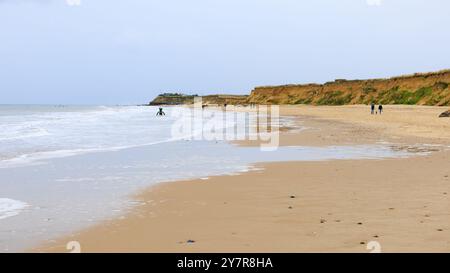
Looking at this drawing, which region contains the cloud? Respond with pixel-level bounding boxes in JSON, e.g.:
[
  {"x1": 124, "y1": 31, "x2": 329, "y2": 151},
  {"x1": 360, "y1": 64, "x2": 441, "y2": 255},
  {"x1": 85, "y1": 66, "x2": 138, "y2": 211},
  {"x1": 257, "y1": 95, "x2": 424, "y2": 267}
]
[
  {"x1": 366, "y1": 0, "x2": 383, "y2": 6},
  {"x1": 0, "y1": 0, "x2": 53, "y2": 4},
  {"x1": 0, "y1": 0, "x2": 44, "y2": 2},
  {"x1": 66, "y1": 0, "x2": 81, "y2": 6},
  {"x1": 0, "y1": 0, "x2": 79, "y2": 6}
]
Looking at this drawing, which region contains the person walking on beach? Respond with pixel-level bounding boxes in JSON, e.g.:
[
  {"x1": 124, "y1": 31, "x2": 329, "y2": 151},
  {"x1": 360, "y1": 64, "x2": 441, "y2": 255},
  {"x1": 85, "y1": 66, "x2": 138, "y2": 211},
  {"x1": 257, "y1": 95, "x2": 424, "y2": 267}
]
[
  {"x1": 371, "y1": 103, "x2": 375, "y2": 115},
  {"x1": 156, "y1": 107, "x2": 165, "y2": 116},
  {"x1": 378, "y1": 104, "x2": 383, "y2": 114}
]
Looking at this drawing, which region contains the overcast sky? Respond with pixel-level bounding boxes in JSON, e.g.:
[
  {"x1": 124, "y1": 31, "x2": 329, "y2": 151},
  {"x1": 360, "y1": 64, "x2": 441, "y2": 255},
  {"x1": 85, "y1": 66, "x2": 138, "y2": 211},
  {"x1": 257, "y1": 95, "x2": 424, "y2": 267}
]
[{"x1": 1, "y1": 0, "x2": 449, "y2": 104}]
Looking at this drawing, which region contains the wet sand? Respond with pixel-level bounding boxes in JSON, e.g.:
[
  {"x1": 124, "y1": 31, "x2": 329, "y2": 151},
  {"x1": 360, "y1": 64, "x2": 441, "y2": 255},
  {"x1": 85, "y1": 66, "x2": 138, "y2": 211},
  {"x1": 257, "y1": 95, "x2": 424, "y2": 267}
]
[{"x1": 35, "y1": 105, "x2": 450, "y2": 253}]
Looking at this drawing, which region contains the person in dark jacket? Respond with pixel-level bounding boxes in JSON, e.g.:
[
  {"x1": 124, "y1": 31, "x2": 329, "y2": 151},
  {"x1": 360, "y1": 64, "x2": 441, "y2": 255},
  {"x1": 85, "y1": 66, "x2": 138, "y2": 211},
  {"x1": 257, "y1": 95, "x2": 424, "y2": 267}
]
[{"x1": 156, "y1": 107, "x2": 165, "y2": 116}]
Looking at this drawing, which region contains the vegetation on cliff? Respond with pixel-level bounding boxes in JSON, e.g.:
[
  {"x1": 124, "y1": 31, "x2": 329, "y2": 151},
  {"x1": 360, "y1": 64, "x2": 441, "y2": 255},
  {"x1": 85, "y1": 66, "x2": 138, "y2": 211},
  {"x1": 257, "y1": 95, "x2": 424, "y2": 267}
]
[
  {"x1": 150, "y1": 69, "x2": 450, "y2": 107},
  {"x1": 149, "y1": 93, "x2": 198, "y2": 105},
  {"x1": 247, "y1": 70, "x2": 450, "y2": 106},
  {"x1": 149, "y1": 93, "x2": 248, "y2": 106}
]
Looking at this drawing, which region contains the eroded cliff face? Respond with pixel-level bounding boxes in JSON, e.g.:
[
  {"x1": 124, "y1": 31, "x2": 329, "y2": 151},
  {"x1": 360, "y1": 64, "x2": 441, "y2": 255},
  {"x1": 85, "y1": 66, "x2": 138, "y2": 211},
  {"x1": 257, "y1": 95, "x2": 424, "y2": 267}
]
[
  {"x1": 149, "y1": 93, "x2": 248, "y2": 106},
  {"x1": 150, "y1": 70, "x2": 450, "y2": 106},
  {"x1": 247, "y1": 70, "x2": 450, "y2": 106},
  {"x1": 200, "y1": 95, "x2": 249, "y2": 105}
]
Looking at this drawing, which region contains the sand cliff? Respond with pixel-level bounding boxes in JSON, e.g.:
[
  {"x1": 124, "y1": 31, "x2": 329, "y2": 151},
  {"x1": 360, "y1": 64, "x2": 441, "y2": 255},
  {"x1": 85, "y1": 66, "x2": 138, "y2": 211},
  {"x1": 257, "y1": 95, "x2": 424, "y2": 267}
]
[
  {"x1": 149, "y1": 69, "x2": 450, "y2": 108},
  {"x1": 247, "y1": 70, "x2": 450, "y2": 106}
]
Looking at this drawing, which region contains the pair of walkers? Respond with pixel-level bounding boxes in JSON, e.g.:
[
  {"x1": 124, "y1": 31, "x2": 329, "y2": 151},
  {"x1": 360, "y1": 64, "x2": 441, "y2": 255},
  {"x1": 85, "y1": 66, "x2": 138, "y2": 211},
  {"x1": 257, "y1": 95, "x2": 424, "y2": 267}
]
[{"x1": 371, "y1": 103, "x2": 383, "y2": 115}]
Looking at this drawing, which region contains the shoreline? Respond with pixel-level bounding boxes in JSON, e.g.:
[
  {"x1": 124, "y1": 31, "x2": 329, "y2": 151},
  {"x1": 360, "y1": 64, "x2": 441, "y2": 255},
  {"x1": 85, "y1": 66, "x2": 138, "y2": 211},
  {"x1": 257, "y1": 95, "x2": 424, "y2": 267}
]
[{"x1": 34, "y1": 105, "x2": 450, "y2": 253}]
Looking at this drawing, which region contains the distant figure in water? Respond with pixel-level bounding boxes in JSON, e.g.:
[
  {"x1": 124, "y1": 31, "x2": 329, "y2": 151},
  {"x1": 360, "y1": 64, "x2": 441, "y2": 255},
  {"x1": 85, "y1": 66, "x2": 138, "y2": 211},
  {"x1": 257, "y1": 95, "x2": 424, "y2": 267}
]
[
  {"x1": 156, "y1": 107, "x2": 165, "y2": 116},
  {"x1": 378, "y1": 104, "x2": 383, "y2": 114},
  {"x1": 371, "y1": 103, "x2": 375, "y2": 115}
]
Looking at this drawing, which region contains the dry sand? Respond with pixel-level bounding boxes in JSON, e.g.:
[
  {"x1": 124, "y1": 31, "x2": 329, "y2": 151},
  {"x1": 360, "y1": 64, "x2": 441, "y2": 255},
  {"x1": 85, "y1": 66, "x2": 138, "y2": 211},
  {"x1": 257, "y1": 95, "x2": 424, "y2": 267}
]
[{"x1": 35, "y1": 105, "x2": 450, "y2": 253}]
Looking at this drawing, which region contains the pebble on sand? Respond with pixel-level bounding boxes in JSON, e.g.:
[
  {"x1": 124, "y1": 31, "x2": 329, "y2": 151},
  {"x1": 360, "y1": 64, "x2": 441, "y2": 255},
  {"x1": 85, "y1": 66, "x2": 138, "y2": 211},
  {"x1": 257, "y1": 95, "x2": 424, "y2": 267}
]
[{"x1": 438, "y1": 110, "x2": 450, "y2": 118}]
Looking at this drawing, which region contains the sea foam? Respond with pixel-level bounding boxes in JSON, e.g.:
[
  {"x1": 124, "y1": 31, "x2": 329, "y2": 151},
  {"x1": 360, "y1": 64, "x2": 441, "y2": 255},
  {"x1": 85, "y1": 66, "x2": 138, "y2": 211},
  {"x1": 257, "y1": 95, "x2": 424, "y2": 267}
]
[{"x1": 0, "y1": 198, "x2": 29, "y2": 220}]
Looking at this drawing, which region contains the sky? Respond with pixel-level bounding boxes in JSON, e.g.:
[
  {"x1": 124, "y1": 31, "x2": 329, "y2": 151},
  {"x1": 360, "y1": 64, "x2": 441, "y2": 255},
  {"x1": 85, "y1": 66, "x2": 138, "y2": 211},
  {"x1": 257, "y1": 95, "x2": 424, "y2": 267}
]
[{"x1": 0, "y1": 0, "x2": 449, "y2": 104}]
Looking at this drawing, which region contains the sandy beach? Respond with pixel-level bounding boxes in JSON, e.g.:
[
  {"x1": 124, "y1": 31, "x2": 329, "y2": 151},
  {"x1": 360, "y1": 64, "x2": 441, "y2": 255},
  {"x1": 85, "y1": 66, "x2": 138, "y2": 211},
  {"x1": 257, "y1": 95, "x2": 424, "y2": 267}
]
[{"x1": 35, "y1": 105, "x2": 450, "y2": 253}]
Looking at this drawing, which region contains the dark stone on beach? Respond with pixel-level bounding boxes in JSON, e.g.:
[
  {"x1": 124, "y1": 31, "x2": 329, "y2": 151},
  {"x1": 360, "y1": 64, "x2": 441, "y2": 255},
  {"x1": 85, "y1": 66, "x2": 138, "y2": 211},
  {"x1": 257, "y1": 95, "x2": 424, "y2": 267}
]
[
  {"x1": 439, "y1": 110, "x2": 450, "y2": 118},
  {"x1": 373, "y1": 235, "x2": 379, "y2": 238},
  {"x1": 360, "y1": 242, "x2": 366, "y2": 245},
  {"x1": 357, "y1": 222, "x2": 363, "y2": 225},
  {"x1": 288, "y1": 206, "x2": 293, "y2": 209},
  {"x1": 187, "y1": 240, "x2": 196, "y2": 244},
  {"x1": 439, "y1": 110, "x2": 450, "y2": 117},
  {"x1": 290, "y1": 195, "x2": 296, "y2": 199},
  {"x1": 320, "y1": 219, "x2": 327, "y2": 224},
  {"x1": 437, "y1": 229, "x2": 444, "y2": 232}
]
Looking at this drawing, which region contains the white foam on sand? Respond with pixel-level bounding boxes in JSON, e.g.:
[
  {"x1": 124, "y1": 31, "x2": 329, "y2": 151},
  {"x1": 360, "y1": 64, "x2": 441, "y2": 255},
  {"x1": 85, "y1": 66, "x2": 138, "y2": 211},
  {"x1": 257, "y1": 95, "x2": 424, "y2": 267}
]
[{"x1": 0, "y1": 198, "x2": 29, "y2": 220}]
